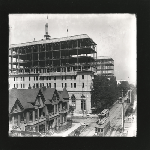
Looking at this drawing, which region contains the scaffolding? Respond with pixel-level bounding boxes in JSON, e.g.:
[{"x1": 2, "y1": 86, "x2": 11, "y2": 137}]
[
  {"x1": 96, "y1": 56, "x2": 114, "y2": 77},
  {"x1": 9, "y1": 34, "x2": 97, "y2": 76}
]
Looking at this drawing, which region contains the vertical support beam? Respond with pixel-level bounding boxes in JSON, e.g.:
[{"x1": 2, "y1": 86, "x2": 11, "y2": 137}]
[
  {"x1": 77, "y1": 40, "x2": 78, "y2": 70},
  {"x1": 122, "y1": 102, "x2": 124, "y2": 132},
  {"x1": 54, "y1": 105, "x2": 55, "y2": 114},
  {"x1": 18, "y1": 114, "x2": 20, "y2": 126},
  {"x1": 37, "y1": 108, "x2": 39, "y2": 132},
  {"x1": 18, "y1": 48, "x2": 20, "y2": 73},
  {"x1": 33, "y1": 110, "x2": 35, "y2": 122},
  {"x1": 57, "y1": 104, "x2": 58, "y2": 114},
  {"x1": 26, "y1": 112, "x2": 29, "y2": 125},
  {"x1": 12, "y1": 115, "x2": 14, "y2": 125},
  {"x1": 60, "y1": 103, "x2": 62, "y2": 110},
  {"x1": 11, "y1": 48, "x2": 13, "y2": 73},
  {"x1": 57, "y1": 117, "x2": 59, "y2": 126},
  {"x1": 38, "y1": 45, "x2": 39, "y2": 73},
  {"x1": 52, "y1": 43, "x2": 53, "y2": 68},
  {"x1": 96, "y1": 45, "x2": 97, "y2": 73},
  {"x1": 45, "y1": 44, "x2": 46, "y2": 67},
  {"x1": 32, "y1": 46, "x2": 33, "y2": 67},
  {"x1": 45, "y1": 120, "x2": 47, "y2": 132},
  {"x1": 60, "y1": 42, "x2": 61, "y2": 67}
]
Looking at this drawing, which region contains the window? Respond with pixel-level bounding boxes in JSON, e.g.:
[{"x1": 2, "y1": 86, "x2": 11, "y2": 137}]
[
  {"x1": 71, "y1": 83, "x2": 72, "y2": 88},
  {"x1": 82, "y1": 83, "x2": 84, "y2": 88},
  {"x1": 54, "y1": 83, "x2": 56, "y2": 88},
  {"x1": 71, "y1": 76, "x2": 72, "y2": 80},
  {"x1": 81, "y1": 100, "x2": 86, "y2": 110},
  {"x1": 62, "y1": 83, "x2": 63, "y2": 88},
  {"x1": 74, "y1": 83, "x2": 76, "y2": 88},
  {"x1": 47, "y1": 76, "x2": 48, "y2": 80},
  {"x1": 29, "y1": 83, "x2": 30, "y2": 87},
  {"x1": 36, "y1": 83, "x2": 39, "y2": 88},
  {"x1": 49, "y1": 83, "x2": 51, "y2": 88},
  {"x1": 49, "y1": 76, "x2": 51, "y2": 80},
  {"x1": 21, "y1": 77, "x2": 22, "y2": 81},
  {"x1": 65, "y1": 76, "x2": 66, "y2": 80},
  {"x1": 54, "y1": 76, "x2": 56, "y2": 80},
  {"x1": 16, "y1": 77, "x2": 18, "y2": 81},
  {"x1": 21, "y1": 84, "x2": 22, "y2": 88},
  {"x1": 40, "y1": 83, "x2": 42, "y2": 87},
  {"x1": 47, "y1": 83, "x2": 48, "y2": 88},
  {"x1": 36, "y1": 76, "x2": 38, "y2": 81},
  {"x1": 14, "y1": 77, "x2": 15, "y2": 81},
  {"x1": 74, "y1": 76, "x2": 76, "y2": 80},
  {"x1": 43, "y1": 83, "x2": 44, "y2": 87},
  {"x1": 29, "y1": 77, "x2": 30, "y2": 81},
  {"x1": 34, "y1": 76, "x2": 35, "y2": 81},
  {"x1": 82, "y1": 75, "x2": 84, "y2": 79},
  {"x1": 14, "y1": 84, "x2": 15, "y2": 88},
  {"x1": 23, "y1": 84, "x2": 25, "y2": 88},
  {"x1": 62, "y1": 76, "x2": 63, "y2": 80},
  {"x1": 101, "y1": 129, "x2": 103, "y2": 132},
  {"x1": 23, "y1": 77, "x2": 24, "y2": 81},
  {"x1": 33, "y1": 84, "x2": 35, "y2": 88},
  {"x1": 71, "y1": 94, "x2": 76, "y2": 109},
  {"x1": 65, "y1": 83, "x2": 67, "y2": 88}
]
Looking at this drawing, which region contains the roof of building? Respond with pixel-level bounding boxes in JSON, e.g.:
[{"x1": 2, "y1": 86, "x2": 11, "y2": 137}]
[
  {"x1": 9, "y1": 87, "x2": 69, "y2": 113},
  {"x1": 62, "y1": 87, "x2": 69, "y2": 99},
  {"x1": 41, "y1": 88, "x2": 55, "y2": 101},
  {"x1": 9, "y1": 34, "x2": 96, "y2": 48},
  {"x1": 9, "y1": 88, "x2": 39, "y2": 113}
]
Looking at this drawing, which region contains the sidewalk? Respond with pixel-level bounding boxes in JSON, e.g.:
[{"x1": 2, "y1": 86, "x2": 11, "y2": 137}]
[{"x1": 51, "y1": 123, "x2": 81, "y2": 137}]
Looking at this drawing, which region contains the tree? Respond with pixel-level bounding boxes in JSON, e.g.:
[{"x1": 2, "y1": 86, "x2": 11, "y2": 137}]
[
  {"x1": 118, "y1": 81, "x2": 130, "y2": 97},
  {"x1": 91, "y1": 75, "x2": 118, "y2": 113}
]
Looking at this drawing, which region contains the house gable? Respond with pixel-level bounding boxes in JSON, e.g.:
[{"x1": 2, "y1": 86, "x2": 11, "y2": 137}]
[{"x1": 10, "y1": 99, "x2": 24, "y2": 114}]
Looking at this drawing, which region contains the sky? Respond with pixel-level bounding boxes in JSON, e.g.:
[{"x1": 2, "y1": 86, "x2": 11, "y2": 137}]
[{"x1": 9, "y1": 14, "x2": 136, "y2": 85}]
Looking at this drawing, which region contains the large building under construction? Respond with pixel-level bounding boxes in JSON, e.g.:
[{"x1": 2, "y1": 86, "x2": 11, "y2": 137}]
[{"x1": 9, "y1": 21, "x2": 97, "y2": 114}]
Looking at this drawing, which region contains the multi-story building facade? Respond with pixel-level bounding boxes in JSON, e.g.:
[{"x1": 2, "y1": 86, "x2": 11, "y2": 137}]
[
  {"x1": 9, "y1": 24, "x2": 97, "y2": 113},
  {"x1": 96, "y1": 56, "x2": 114, "y2": 77},
  {"x1": 9, "y1": 87, "x2": 69, "y2": 133}
]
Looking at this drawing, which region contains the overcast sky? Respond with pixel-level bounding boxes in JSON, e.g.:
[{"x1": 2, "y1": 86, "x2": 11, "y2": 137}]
[{"x1": 9, "y1": 14, "x2": 136, "y2": 84}]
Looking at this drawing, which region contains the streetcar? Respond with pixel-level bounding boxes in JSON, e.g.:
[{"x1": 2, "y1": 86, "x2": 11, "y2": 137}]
[{"x1": 94, "y1": 109, "x2": 110, "y2": 136}]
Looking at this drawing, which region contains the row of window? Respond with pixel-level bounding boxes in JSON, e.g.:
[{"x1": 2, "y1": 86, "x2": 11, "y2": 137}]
[
  {"x1": 13, "y1": 83, "x2": 85, "y2": 89},
  {"x1": 14, "y1": 77, "x2": 25, "y2": 81},
  {"x1": 13, "y1": 75, "x2": 85, "y2": 81},
  {"x1": 14, "y1": 84, "x2": 25, "y2": 88}
]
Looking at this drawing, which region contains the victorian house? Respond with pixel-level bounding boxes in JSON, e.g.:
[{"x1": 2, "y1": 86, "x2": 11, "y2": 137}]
[{"x1": 9, "y1": 87, "x2": 69, "y2": 133}]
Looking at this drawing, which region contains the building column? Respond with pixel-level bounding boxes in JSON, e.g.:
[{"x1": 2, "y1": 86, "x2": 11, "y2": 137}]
[
  {"x1": 57, "y1": 104, "x2": 58, "y2": 114},
  {"x1": 18, "y1": 114, "x2": 20, "y2": 126},
  {"x1": 57, "y1": 117, "x2": 59, "y2": 126},
  {"x1": 60, "y1": 103, "x2": 62, "y2": 111},
  {"x1": 54, "y1": 105, "x2": 56, "y2": 114},
  {"x1": 60, "y1": 115, "x2": 63, "y2": 124},
  {"x1": 32, "y1": 110, "x2": 35, "y2": 122},
  {"x1": 26, "y1": 112, "x2": 29, "y2": 124},
  {"x1": 12, "y1": 116, "x2": 14, "y2": 125}
]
